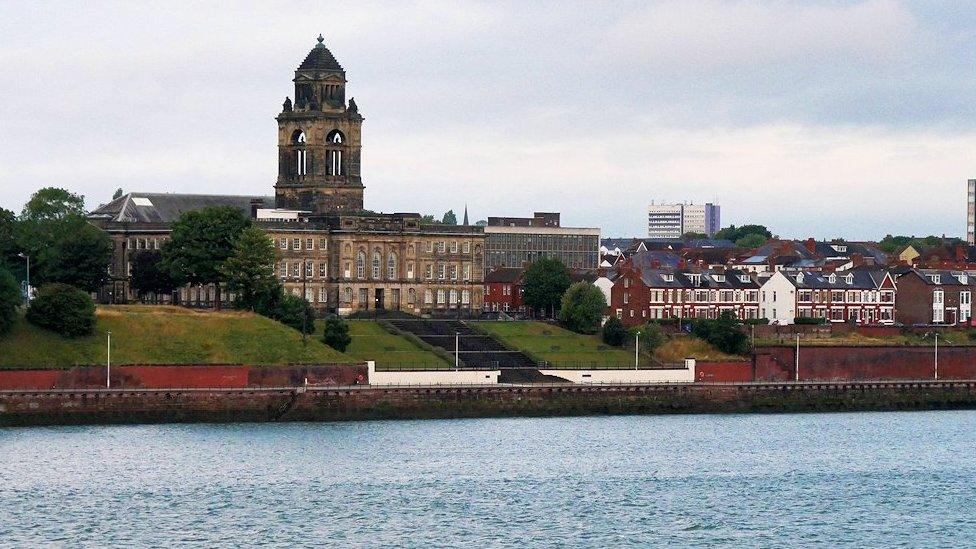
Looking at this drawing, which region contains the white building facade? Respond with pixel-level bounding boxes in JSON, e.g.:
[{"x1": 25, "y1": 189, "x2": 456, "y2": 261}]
[{"x1": 647, "y1": 202, "x2": 721, "y2": 239}]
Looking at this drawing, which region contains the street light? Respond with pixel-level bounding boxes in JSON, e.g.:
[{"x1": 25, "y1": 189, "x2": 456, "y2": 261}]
[
  {"x1": 106, "y1": 331, "x2": 112, "y2": 388},
  {"x1": 635, "y1": 331, "x2": 641, "y2": 370},
  {"x1": 17, "y1": 253, "x2": 29, "y2": 302}
]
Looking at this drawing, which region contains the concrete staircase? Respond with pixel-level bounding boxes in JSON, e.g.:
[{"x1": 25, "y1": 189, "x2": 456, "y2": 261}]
[{"x1": 386, "y1": 319, "x2": 537, "y2": 370}]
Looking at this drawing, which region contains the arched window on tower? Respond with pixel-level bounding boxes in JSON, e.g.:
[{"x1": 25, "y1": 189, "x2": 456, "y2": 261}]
[
  {"x1": 387, "y1": 252, "x2": 397, "y2": 279},
  {"x1": 293, "y1": 130, "x2": 308, "y2": 176},
  {"x1": 327, "y1": 130, "x2": 344, "y2": 176},
  {"x1": 372, "y1": 250, "x2": 381, "y2": 279}
]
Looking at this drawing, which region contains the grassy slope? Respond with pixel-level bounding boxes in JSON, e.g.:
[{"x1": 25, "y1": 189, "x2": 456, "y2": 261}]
[
  {"x1": 335, "y1": 321, "x2": 452, "y2": 369},
  {"x1": 0, "y1": 306, "x2": 350, "y2": 369},
  {"x1": 473, "y1": 321, "x2": 741, "y2": 367}
]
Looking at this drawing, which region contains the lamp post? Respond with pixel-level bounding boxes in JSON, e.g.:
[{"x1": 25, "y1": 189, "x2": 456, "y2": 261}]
[
  {"x1": 795, "y1": 333, "x2": 800, "y2": 382},
  {"x1": 106, "y1": 331, "x2": 112, "y2": 388},
  {"x1": 17, "y1": 253, "x2": 29, "y2": 302},
  {"x1": 635, "y1": 331, "x2": 641, "y2": 370}
]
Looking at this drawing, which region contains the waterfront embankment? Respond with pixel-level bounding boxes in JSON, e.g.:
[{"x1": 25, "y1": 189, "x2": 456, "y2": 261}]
[{"x1": 4, "y1": 380, "x2": 976, "y2": 426}]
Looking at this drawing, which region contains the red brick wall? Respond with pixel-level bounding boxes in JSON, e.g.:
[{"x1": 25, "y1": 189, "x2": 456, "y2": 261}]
[
  {"x1": 755, "y1": 345, "x2": 976, "y2": 381},
  {"x1": 696, "y1": 361, "x2": 753, "y2": 382}
]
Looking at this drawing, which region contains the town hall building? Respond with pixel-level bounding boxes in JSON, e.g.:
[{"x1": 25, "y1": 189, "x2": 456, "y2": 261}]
[{"x1": 90, "y1": 35, "x2": 485, "y2": 316}]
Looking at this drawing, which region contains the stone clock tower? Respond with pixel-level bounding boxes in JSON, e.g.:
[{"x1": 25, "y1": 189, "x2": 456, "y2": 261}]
[{"x1": 275, "y1": 35, "x2": 365, "y2": 213}]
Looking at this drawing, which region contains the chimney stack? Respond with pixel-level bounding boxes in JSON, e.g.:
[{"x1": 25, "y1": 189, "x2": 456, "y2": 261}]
[{"x1": 805, "y1": 238, "x2": 816, "y2": 254}]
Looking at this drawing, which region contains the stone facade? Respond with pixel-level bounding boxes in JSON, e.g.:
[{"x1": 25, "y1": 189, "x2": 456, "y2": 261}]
[{"x1": 88, "y1": 37, "x2": 485, "y2": 316}]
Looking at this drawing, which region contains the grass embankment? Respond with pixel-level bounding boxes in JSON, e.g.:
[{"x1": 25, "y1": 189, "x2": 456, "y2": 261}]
[
  {"x1": 316, "y1": 320, "x2": 453, "y2": 370},
  {"x1": 472, "y1": 321, "x2": 741, "y2": 368},
  {"x1": 0, "y1": 306, "x2": 350, "y2": 369}
]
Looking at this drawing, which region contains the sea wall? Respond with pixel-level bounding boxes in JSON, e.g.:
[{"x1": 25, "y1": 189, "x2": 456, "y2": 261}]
[
  {"x1": 539, "y1": 365, "x2": 694, "y2": 384},
  {"x1": 755, "y1": 346, "x2": 976, "y2": 382},
  {"x1": 368, "y1": 363, "x2": 500, "y2": 386},
  {"x1": 4, "y1": 381, "x2": 976, "y2": 426},
  {"x1": 0, "y1": 364, "x2": 367, "y2": 390}
]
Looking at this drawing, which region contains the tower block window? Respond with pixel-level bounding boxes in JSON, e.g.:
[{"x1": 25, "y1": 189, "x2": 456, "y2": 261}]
[{"x1": 327, "y1": 130, "x2": 344, "y2": 176}]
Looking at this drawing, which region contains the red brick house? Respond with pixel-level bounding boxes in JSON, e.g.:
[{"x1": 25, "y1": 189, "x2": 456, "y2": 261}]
[
  {"x1": 895, "y1": 269, "x2": 976, "y2": 325},
  {"x1": 483, "y1": 267, "x2": 524, "y2": 313}
]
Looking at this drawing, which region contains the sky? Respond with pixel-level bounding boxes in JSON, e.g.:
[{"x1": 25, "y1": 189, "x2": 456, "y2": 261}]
[{"x1": 1, "y1": 0, "x2": 974, "y2": 240}]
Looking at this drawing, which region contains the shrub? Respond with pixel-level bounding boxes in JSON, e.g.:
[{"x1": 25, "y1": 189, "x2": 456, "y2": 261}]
[
  {"x1": 26, "y1": 283, "x2": 95, "y2": 337},
  {"x1": 744, "y1": 318, "x2": 769, "y2": 325},
  {"x1": 691, "y1": 311, "x2": 749, "y2": 355},
  {"x1": 0, "y1": 269, "x2": 20, "y2": 336},
  {"x1": 252, "y1": 286, "x2": 316, "y2": 334},
  {"x1": 794, "y1": 317, "x2": 826, "y2": 325},
  {"x1": 322, "y1": 316, "x2": 352, "y2": 352},
  {"x1": 558, "y1": 281, "x2": 608, "y2": 334},
  {"x1": 602, "y1": 316, "x2": 627, "y2": 346},
  {"x1": 631, "y1": 322, "x2": 666, "y2": 353}
]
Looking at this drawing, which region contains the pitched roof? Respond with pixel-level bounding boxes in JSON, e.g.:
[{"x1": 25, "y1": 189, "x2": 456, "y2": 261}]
[
  {"x1": 88, "y1": 192, "x2": 274, "y2": 224},
  {"x1": 777, "y1": 269, "x2": 890, "y2": 290},
  {"x1": 298, "y1": 35, "x2": 344, "y2": 72},
  {"x1": 485, "y1": 267, "x2": 523, "y2": 284}
]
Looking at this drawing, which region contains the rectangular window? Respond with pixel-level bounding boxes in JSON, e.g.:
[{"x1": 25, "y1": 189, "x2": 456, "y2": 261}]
[
  {"x1": 449, "y1": 265, "x2": 457, "y2": 280},
  {"x1": 306, "y1": 238, "x2": 314, "y2": 250},
  {"x1": 318, "y1": 262, "x2": 327, "y2": 277},
  {"x1": 304, "y1": 262, "x2": 313, "y2": 278},
  {"x1": 279, "y1": 238, "x2": 288, "y2": 250},
  {"x1": 450, "y1": 241, "x2": 458, "y2": 253},
  {"x1": 463, "y1": 265, "x2": 471, "y2": 281},
  {"x1": 319, "y1": 238, "x2": 328, "y2": 250},
  {"x1": 292, "y1": 238, "x2": 301, "y2": 250},
  {"x1": 425, "y1": 265, "x2": 432, "y2": 279},
  {"x1": 359, "y1": 288, "x2": 368, "y2": 306},
  {"x1": 463, "y1": 241, "x2": 470, "y2": 254},
  {"x1": 438, "y1": 241, "x2": 446, "y2": 254},
  {"x1": 439, "y1": 265, "x2": 446, "y2": 280},
  {"x1": 290, "y1": 263, "x2": 299, "y2": 277},
  {"x1": 318, "y1": 287, "x2": 328, "y2": 303},
  {"x1": 437, "y1": 290, "x2": 446, "y2": 304},
  {"x1": 426, "y1": 241, "x2": 433, "y2": 253}
]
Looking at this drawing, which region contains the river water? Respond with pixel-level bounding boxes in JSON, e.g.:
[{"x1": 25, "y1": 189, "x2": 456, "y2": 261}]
[{"x1": 2, "y1": 411, "x2": 975, "y2": 547}]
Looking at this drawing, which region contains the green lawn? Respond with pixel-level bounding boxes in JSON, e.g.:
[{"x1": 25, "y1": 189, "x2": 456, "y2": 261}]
[
  {"x1": 320, "y1": 320, "x2": 452, "y2": 369},
  {"x1": 472, "y1": 321, "x2": 742, "y2": 367},
  {"x1": 0, "y1": 305, "x2": 351, "y2": 369}
]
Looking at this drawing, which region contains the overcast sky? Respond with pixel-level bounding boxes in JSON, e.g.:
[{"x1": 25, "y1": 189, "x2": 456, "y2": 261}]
[{"x1": 1, "y1": 0, "x2": 974, "y2": 239}]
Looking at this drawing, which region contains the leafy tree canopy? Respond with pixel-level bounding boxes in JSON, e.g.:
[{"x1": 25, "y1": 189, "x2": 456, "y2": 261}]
[
  {"x1": 475, "y1": 219, "x2": 488, "y2": 227},
  {"x1": 163, "y1": 206, "x2": 250, "y2": 290},
  {"x1": 0, "y1": 269, "x2": 20, "y2": 336},
  {"x1": 735, "y1": 233, "x2": 767, "y2": 249},
  {"x1": 602, "y1": 316, "x2": 627, "y2": 346},
  {"x1": 715, "y1": 224, "x2": 772, "y2": 245},
  {"x1": 682, "y1": 231, "x2": 708, "y2": 239},
  {"x1": 130, "y1": 250, "x2": 178, "y2": 299},
  {"x1": 441, "y1": 210, "x2": 458, "y2": 225},
  {"x1": 558, "y1": 282, "x2": 607, "y2": 334},
  {"x1": 691, "y1": 311, "x2": 749, "y2": 355},
  {"x1": 26, "y1": 283, "x2": 96, "y2": 338},
  {"x1": 220, "y1": 227, "x2": 280, "y2": 310},
  {"x1": 522, "y1": 257, "x2": 571, "y2": 318},
  {"x1": 21, "y1": 188, "x2": 85, "y2": 221},
  {"x1": 322, "y1": 316, "x2": 352, "y2": 352}
]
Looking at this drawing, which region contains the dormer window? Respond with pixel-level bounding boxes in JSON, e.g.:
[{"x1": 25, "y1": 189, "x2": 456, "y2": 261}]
[
  {"x1": 827, "y1": 274, "x2": 837, "y2": 284},
  {"x1": 663, "y1": 273, "x2": 674, "y2": 282},
  {"x1": 688, "y1": 274, "x2": 702, "y2": 287},
  {"x1": 795, "y1": 273, "x2": 804, "y2": 284},
  {"x1": 739, "y1": 275, "x2": 750, "y2": 283},
  {"x1": 957, "y1": 273, "x2": 968, "y2": 285},
  {"x1": 713, "y1": 274, "x2": 725, "y2": 283},
  {"x1": 845, "y1": 274, "x2": 854, "y2": 285},
  {"x1": 930, "y1": 274, "x2": 941, "y2": 284}
]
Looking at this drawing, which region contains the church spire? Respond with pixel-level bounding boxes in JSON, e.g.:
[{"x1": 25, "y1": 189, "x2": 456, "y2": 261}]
[{"x1": 463, "y1": 204, "x2": 469, "y2": 226}]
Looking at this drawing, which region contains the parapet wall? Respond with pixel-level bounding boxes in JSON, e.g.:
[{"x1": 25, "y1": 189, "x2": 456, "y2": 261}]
[
  {"x1": 0, "y1": 364, "x2": 367, "y2": 390},
  {"x1": 755, "y1": 346, "x2": 976, "y2": 382}
]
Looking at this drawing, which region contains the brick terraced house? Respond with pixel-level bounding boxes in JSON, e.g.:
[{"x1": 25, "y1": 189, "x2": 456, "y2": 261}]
[
  {"x1": 608, "y1": 261, "x2": 760, "y2": 326},
  {"x1": 759, "y1": 269, "x2": 896, "y2": 325},
  {"x1": 895, "y1": 269, "x2": 976, "y2": 326}
]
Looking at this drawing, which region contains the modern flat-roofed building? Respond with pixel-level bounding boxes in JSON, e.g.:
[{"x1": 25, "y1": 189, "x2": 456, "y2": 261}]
[
  {"x1": 648, "y1": 202, "x2": 720, "y2": 239},
  {"x1": 484, "y1": 213, "x2": 600, "y2": 269}
]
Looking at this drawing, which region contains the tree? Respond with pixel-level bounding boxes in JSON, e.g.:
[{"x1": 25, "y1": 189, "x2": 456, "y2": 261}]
[
  {"x1": 37, "y1": 221, "x2": 112, "y2": 292},
  {"x1": 715, "y1": 224, "x2": 772, "y2": 244},
  {"x1": 20, "y1": 188, "x2": 85, "y2": 221},
  {"x1": 475, "y1": 219, "x2": 488, "y2": 227},
  {"x1": 322, "y1": 315, "x2": 351, "y2": 352},
  {"x1": 0, "y1": 269, "x2": 20, "y2": 336},
  {"x1": 162, "y1": 206, "x2": 250, "y2": 309},
  {"x1": 420, "y1": 214, "x2": 441, "y2": 225},
  {"x1": 558, "y1": 282, "x2": 607, "y2": 334},
  {"x1": 112, "y1": 188, "x2": 124, "y2": 200},
  {"x1": 691, "y1": 311, "x2": 749, "y2": 355},
  {"x1": 26, "y1": 283, "x2": 96, "y2": 337},
  {"x1": 735, "y1": 233, "x2": 767, "y2": 249},
  {"x1": 220, "y1": 227, "x2": 279, "y2": 310},
  {"x1": 683, "y1": 231, "x2": 708, "y2": 239},
  {"x1": 275, "y1": 293, "x2": 317, "y2": 334},
  {"x1": 632, "y1": 322, "x2": 666, "y2": 354},
  {"x1": 0, "y1": 207, "x2": 18, "y2": 272},
  {"x1": 602, "y1": 316, "x2": 627, "y2": 346},
  {"x1": 130, "y1": 250, "x2": 177, "y2": 302},
  {"x1": 441, "y1": 210, "x2": 457, "y2": 225},
  {"x1": 521, "y1": 258, "x2": 571, "y2": 318}
]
